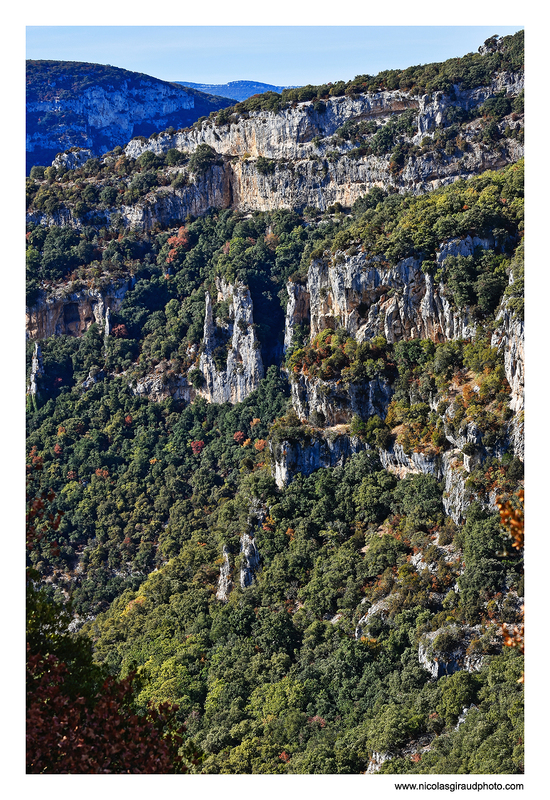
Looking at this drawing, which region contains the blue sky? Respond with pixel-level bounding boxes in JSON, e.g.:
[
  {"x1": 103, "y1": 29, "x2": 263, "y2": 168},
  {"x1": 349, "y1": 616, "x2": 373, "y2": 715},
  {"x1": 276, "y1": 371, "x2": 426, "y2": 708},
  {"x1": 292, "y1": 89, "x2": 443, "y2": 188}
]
[{"x1": 26, "y1": 25, "x2": 523, "y2": 86}]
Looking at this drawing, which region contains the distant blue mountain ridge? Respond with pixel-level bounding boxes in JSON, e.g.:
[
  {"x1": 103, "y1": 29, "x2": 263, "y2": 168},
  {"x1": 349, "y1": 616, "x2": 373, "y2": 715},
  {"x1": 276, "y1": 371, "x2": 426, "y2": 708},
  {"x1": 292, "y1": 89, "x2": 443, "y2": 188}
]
[{"x1": 174, "y1": 80, "x2": 297, "y2": 102}]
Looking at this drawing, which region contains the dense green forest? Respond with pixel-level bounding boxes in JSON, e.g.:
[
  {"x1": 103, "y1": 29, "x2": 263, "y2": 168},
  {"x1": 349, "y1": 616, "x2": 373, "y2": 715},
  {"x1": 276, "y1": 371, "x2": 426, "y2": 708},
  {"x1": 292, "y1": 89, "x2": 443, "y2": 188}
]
[
  {"x1": 26, "y1": 167, "x2": 524, "y2": 774},
  {"x1": 26, "y1": 33, "x2": 524, "y2": 775}
]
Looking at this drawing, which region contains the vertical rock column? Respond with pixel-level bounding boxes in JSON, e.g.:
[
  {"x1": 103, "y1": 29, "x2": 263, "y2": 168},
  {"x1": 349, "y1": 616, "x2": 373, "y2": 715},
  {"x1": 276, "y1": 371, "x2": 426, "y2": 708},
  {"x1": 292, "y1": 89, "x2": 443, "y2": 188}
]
[
  {"x1": 27, "y1": 343, "x2": 44, "y2": 401},
  {"x1": 240, "y1": 533, "x2": 260, "y2": 589},
  {"x1": 199, "y1": 279, "x2": 264, "y2": 404},
  {"x1": 216, "y1": 546, "x2": 233, "y2": 602}
]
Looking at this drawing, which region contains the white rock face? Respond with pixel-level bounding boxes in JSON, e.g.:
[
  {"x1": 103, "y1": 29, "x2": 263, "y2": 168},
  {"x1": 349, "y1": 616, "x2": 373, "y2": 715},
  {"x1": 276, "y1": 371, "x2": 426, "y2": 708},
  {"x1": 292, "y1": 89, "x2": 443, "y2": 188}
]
[
  {"x1": 270, "y1": 429, "x2": 367, "y2": 489},
  {"x1": 305, "y1": 236, "x2": 490, "y2": 344},
  {"x1": 491, "y1": 304, "x2": 524, "y2": 460},
  {"x1": 125, "y1": 75, "x2": 523, "y2": 164},
  {"x1": 52, "y1": 148, "x2": 94, "y2": 170},
  {"x1": 240, "y1": 533, "x2": 260, "y2": 588},
  {"x1": 27, "y1": 343, "x2": 44, "y2": 397},
  {"x1": 29, "y1": 75, "x2": 523, "y2": 233},
  {"x1": 216, "y1": 546, "x2": 232, "y2": 602},
  {"x1": 277, "y1": 231, "x2": 524, "y2": 495},
  {"x1": 96, "y1": 137, "x2": 519, "y2": 233},
  {"x1": 366, "y1": 751, "x2": 393, "y2": 774},
  {"x1": 113, "y1": 76, "x2": 523, "y2": 228},
  {"x1": 198, "y1": 279, "x2": 264, "y2": 405},
  {"x1": 125, "y1": 91, "x2": 421, "y2": 161},
  {"x1": 283, "y1": 280, "x2": 310, "y2": 352},
  {"x1": 291, "y1": 373, "x2": 393, "y2": 427},
  {"x1": 131, "y1": 364, "x2": 196, "y2": 405},
  {"x1": 120, "y1": 163, "x2": 233, "y2": 231},
  {"x1": 418, "y1": 625, "x2": 485, "y2": 678}
]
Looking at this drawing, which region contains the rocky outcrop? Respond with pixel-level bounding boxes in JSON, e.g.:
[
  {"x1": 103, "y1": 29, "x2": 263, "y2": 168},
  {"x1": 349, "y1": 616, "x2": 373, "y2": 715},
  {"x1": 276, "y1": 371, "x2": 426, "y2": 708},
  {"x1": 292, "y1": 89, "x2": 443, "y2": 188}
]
[
  {"x1": 291, "y1": 373, "x2": 393, "y2": 427},
  {"x1": 283, "y1": 280, "x2": 310, "y2": 352},
  {"x1": 120, "y1": 163, "x2": 233, "y2": 231},
  {"x1": 491, "y1": 305, "x2": 524, "y2": 460},
  {"x1": 110, "y1": 75, "x2": 523, "y2": 229},
  {"x1": 440, "y1": 453, "x2": 474, "y2": 524},
  {"x1": 27, "y1": 342, "x2": 44, "y2": 398},
  {"x1": 131, "y1": 362, "x2": 196, "y2": 404},
  {"x1": 270, "y1": 429, "x2": 488, "y2": 521},
  {"x1": 81, "y1": 368, "x2": 105, "y2": 391},
  {"x1": 52, "y1": 148, "x2": 94, "y2": 170},
  {"x1": 26, "y1": 279, "x2": 133, "y2": 340},
  {"x1": 418, "y1": 625, "x2": 486, "y2": 678},
  {"x1": 28, "y1": 70, "x2": 523, "y2": 231},
  {"x1": 304, "y1": 237, "x2": 491, "y2": 344},
  {"x1": 366, "y1": 752, "x2": 393, "y2": 774},
  {"x1": 125, "y1": 75, "x2": 523, "y2": 165},
  {"x1": 114, "y1": 136, "x2": 522, "y2": 232},
  {"x1": 379, "y1": 444, "x2": 489, "y2": 524},
  {"x1": 216, "y1": 546, "x2": 232, "y2": 602},
  {"x1": 270, "y1": 427, "x2": 367, "y2": 489},
  {"x1": 216, "y1": 504, "x2": 264, "y2": 599},
  {"x1": 240, "y1": 533, "x2": 260, "y2": 589},
  {"x1": 455, "y1": 704, "x2": 478, "y2": 730},
  {"x1": 198, "y1": 279, "x2": 264, "y2": 405},
  {"x1": 275, "y1": 230, "x2": 523, "y2": 496},
  {"x1": 379, "y1": 442, "x2": 443, "y2": 479}
]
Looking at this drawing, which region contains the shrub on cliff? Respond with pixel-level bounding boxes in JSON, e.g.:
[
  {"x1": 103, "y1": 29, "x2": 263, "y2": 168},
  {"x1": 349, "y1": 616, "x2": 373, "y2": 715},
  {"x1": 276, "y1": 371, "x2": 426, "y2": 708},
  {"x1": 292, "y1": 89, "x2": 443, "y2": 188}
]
[{"x1": 188, "y1": 144, "x2": 219, "y2": 174}]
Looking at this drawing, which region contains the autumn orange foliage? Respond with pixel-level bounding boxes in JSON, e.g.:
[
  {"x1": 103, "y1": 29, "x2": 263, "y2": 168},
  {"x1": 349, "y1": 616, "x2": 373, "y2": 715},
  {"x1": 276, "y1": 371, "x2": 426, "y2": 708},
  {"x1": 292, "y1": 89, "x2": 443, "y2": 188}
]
[
  {"x1": 497, "y1": 489, "x2": 524, "y2": 677},
  {"x1": 166, "y1": 226, "x2": 189, "y2": 264}
]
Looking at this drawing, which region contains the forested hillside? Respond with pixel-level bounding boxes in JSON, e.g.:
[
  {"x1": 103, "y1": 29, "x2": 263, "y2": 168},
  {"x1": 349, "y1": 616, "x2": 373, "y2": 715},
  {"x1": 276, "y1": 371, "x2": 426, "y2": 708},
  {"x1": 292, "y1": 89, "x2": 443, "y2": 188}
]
[{"x1": 26, "y1": 31, "x2": 524, "y2": 774}]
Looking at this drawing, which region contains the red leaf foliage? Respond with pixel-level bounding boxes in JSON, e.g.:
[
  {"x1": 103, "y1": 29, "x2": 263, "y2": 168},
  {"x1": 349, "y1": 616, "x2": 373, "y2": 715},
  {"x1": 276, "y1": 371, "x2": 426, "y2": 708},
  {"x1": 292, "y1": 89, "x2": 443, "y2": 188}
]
[
  {"x1": 26, "y1": 647, "x2": 191, "y2": 773},
  {"x1": 166, "y1": 226, "x2": 189, "y2": 264},
  {"x1": 111, "y1": 323, "x2": 128, "y2": 338}
]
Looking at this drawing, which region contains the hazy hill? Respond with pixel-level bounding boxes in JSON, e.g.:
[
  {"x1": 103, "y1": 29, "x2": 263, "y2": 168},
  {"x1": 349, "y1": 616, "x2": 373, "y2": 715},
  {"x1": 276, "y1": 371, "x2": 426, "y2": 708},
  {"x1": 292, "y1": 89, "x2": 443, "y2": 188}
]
[
  {"x1": 174, "y1": 79, "x2": 296, "y2": 101},
  {"x1": 26, "y1": 60, "x2": 234, "y2": 173}
]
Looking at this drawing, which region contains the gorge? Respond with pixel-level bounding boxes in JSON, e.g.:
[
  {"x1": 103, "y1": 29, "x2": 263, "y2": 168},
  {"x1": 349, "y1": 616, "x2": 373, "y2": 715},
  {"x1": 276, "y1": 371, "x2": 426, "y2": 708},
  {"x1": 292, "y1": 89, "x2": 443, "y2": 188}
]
[{"x1": 26, "y1": 30, "x2": 524, "y2": 776}]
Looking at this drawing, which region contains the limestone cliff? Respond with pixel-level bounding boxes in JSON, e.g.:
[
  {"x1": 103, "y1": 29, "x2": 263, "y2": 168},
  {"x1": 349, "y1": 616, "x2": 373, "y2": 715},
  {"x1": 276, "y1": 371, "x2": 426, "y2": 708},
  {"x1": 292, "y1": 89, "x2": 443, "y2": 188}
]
[
  {"x1": 291, "y1": 373, "x2": 393, "y2": 427},
  {"x1": 111, "y1": 138, "x2": 523, "y2": 233},
  {"x1": 379, "y1": 444, "x2": 478, "y2": 525},
  {"x1": 26, "y1": 279, "x2": 133, "y2": 340},
  {"x1": 240, "y1": 533, "x2": 261, "y2": 589},
  {"x1": 131, "y1": 361, "x2": 196, "y2": 405},
  {"x1": 299, "y1": 236, "x2": 491, "y2": 345},
  {"x1": 216, "y1": 546, "x2": 232, "y2": 602},
  {"x1": 418, "y1": 626, "x2": 487, "y2": 678},
  {"x1": 272, "y1": 231, "x2": 524, "y2": 509},
  {"x1": 198, "y1": 279, "x2": 264, "y2": 405},
  {"x1": 108, "y1": 74, "x2": 523, "y2": 230},
  {"x1": 270, "y1": 427, "x2": 367, "y2": 489},
  {"x1": 491, "y1": 304, "x2": 524, "y2": 460},
  {"x1": 27, "y1": 342, "x2": 44, "y2": 398},
  {"x1": 270, "y1": 429, "x2": 481, "y2": 523},
  {"x1": 27, "y1": 67, "x2": 523, "y2": 234},
  {"x1": 125, "y1": 73, "x2": 523, "y2": 165}
]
